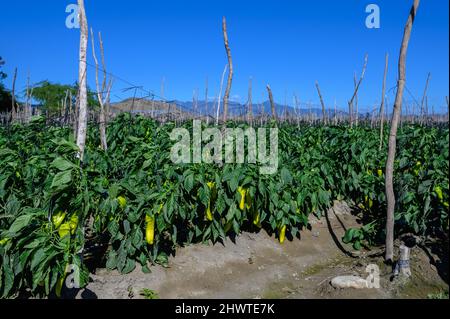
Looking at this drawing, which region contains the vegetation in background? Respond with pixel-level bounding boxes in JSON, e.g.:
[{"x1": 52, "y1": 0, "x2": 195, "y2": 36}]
[
  {"x1": 0, "y1": 57, "x2": 13, "y2": 114},
  {"x1": 32, "y1": 81, "x2": 99, "y2": 114}
]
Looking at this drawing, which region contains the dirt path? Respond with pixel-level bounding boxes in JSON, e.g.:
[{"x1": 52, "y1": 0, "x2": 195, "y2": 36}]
[{"x1": 76, "y1": 201, "x2": 448, "y2": 299}]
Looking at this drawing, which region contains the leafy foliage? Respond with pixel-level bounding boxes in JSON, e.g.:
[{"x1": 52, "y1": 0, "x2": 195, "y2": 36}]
[
  {"x1": 0, "y1": 114, "x2": 448, "y2": 298},
  {"x1": 0, "y1": 56, "x2": 13, "y2": 114},
  {"x1": 32, "y1": 81, "x2": 99, "y2": 114}
]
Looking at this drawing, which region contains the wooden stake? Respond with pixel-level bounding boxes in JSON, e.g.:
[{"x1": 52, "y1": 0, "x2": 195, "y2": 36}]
[
  {"x1": 11, "y1": 67, "x2": 17, "y2": 121},
  {"x1": 216, "y1": 64, "x2": 228, "y2": 125},
  {"x1": 385, "y1": 0, "x2": 420, "y2": 263},
  {"x1": 76, "y1": 0, "x2": 89, "y2": 159},
  {"x1": 222, "y1": 17, "x2": 233, "y2": 123},
  {"x1": 379, "y1": 53, "x2": 389, "y2": 150},
  {"x1": 90, "y1": 28, "x2": 110, "y2": 151},
  {"x1": 420, "y1": 72, "x2": 431, "y2": 125},
  {"x1": 248, "y1": 77, "x2": 253, "y2": 125},
  {"x1": 266, "y1": 84, "x2": 277, "y2": 121},
  {"x1": 354, "y1": 72, "x2": 359, "y2": 126},
  {"x1": 315, "y1": 81, "x2": 327, "y2": 125},
  {"x1": 348, "y1": 54, "x2": 368, "y2": 128},
  {"x1": 205, "y1": 77, "x2": 209, "y2": 125}
]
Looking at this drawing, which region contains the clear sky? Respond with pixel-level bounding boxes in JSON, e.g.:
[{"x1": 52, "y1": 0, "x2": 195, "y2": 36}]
[{"x1": 0, "y1": 0, "x2": 448, "y2": 113}]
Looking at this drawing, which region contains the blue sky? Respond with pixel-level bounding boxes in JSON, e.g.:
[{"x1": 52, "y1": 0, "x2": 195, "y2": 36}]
[{"x1": 0, "y1": 0, "x2": 448, "y2": 113}]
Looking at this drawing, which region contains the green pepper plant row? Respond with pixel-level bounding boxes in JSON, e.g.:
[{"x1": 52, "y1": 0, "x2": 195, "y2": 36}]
[{"x1": 0, "y1": 114, "x2": 448, "y2": 297}]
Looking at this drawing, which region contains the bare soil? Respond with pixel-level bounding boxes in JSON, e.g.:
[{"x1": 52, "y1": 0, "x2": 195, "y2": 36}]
[{"x1": 74, "y1": 201, "x2": 448, "y2": 299}]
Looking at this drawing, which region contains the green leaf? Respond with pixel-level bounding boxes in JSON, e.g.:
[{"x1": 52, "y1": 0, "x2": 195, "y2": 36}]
[
  {"x1": 132, "y1": 228, "x2": 143, "y2": 248},
  {"x1": 106, "y1": 251, "x2": 117, "y2": 270},
  {"x1": 50, "y1": 170, "x2": 72, "y2": 192},
  {"x1": 184, "y1": 174, "x2": 194, "y2": 193},
  {"x1": 353, "y1": 241, "x2": 362, "y2": 250},
  {"x1": 8, "y1": 214, "x2": 33, "y2": 234},
  {"x1": 30, "y1": 248, "x2": 47, "y2": 271},
  {"x1": 1, "y1": 262, "x2": 14, "y2": 298},
  {"x1": 122, "y1": 258, "x2": 136, "y2": 274},
  {"x1": 123, "y1": 220, "x2": 131, "y2": 235},
  {"x1": 342, "y1": 228, "x2": 355, "y2": 244},
  {"x1": 229, "y1": 174, "x2": 239, "y2": 192},
  {"x1": 51, "y1": 157, "x2": 77, "y2": 171},
  {"x1": 280, "y1": 168, "x2": 293, "y2": 185}
]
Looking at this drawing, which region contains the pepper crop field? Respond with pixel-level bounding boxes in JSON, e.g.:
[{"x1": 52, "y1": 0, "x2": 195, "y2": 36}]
[{"x1": 0, "y1": 114, "x2": 448, "y2": 298}]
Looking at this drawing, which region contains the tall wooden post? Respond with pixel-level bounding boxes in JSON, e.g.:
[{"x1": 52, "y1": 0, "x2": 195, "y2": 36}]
[
  {"x1": 222, "y1": 17, "x2": 233, "y2": 123},
  {"x1": 76, "y1": 0, "x2": 89, "y2": 159},
  {"x1": 385, "y1": 0, "x2": 420, "y2": 262}
]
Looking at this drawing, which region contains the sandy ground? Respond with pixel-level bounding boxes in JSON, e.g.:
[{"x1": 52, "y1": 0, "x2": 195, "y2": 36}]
[{"x1": 73, "y1": 201, "x2": 448, "y2": 299}]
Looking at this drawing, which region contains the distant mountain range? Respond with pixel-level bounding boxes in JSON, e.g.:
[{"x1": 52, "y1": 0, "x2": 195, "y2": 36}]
[{"x1": 111, "y1": 98, "x2": 363, "y2": 118}]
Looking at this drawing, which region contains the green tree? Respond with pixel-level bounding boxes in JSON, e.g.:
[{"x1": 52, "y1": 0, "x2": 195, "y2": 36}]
[
  {"x1": 0, "y1": 56, "x2": 13, "y2": 113},
  {"x1": 32, "y1": 80, "x2": 99, "y2": 114}
]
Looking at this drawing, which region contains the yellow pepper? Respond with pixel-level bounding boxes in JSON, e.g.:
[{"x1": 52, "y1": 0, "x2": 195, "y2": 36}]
[
  {"x1": 434, "y1": 186, "x2": 444, "y2": 202},
  {"x1": 0, "y1": 238, "x2": 10, "y2": 246},
  {"x1": 58, "y1": 223, "x2": 71, "y2": 238},
  {"x1": 245, "y1": 192, "x2": 252, "y2": 210},
  {"x1": 205, "y1": 182, "x2": 215, "y2": 221},
  {"x1": 279, "y1": 225, "x2": 287, "y2": 244},
  {"x1": 52, "y1": 211, "x2": 67, "y2": 229},
  {"x1": 205, "y1": 203, "x2": 213, "y2": 222},
  {"x1": 238, "y1": 187, "x2": 247, "y2": 211},
  {"x1": 145, "y1": 215, "x2": 155, "y2": 245},
  {"x1": 377, "y1": 169, "x2": 383, "y2": 177},
  {"x1": 364, "y1": 196, "x2": 373, "y2": 209},
  {"x1": 117, "y1": 196, "x2": 127, "y2": 210},
  {"x1": 253, "y1": 211, "x2": 262, "y2": 228},
  {"x1": 69, "y1": 215, "x2": 79, "y2": 235},
  {"x1": 55, "y1": 264, "x2": 69, "y2": 298}
]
